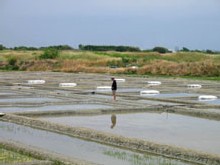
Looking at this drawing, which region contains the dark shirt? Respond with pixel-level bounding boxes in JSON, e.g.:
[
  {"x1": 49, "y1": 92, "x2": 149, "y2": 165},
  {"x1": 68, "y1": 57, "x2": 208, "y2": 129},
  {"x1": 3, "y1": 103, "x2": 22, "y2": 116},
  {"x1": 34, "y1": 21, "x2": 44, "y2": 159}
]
[{"x1": 111, "y1": 80, "x2": 117, "y2": 90}]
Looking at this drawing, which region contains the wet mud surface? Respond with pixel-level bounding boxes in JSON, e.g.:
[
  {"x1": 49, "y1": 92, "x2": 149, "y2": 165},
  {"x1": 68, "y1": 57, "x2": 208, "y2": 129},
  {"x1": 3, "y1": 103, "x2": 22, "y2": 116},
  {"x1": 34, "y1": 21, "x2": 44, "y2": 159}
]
[{"x1": 0, "y1": 71, "x2": 220, "y2": 165}]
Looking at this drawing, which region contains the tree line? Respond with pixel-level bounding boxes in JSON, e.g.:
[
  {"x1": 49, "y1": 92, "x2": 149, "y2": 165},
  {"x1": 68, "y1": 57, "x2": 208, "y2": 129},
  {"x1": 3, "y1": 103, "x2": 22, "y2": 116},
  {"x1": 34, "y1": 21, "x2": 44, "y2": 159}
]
[
  {"x1": 0, "y1": 45, "x2": 74, "y2": 51},
  {"x1": 0, "y1": 44, "x2": 219, "y2": 54},
  {"x1": 78, "y1": 44, "x2": 140, "y2": 52}
]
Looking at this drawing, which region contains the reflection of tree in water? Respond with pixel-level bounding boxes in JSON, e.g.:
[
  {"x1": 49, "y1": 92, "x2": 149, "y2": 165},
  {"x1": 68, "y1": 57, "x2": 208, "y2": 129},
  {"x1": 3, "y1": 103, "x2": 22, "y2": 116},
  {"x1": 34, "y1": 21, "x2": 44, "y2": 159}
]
[{"x1": 111, "y1": 114, "x2": 116, "y2": 129}]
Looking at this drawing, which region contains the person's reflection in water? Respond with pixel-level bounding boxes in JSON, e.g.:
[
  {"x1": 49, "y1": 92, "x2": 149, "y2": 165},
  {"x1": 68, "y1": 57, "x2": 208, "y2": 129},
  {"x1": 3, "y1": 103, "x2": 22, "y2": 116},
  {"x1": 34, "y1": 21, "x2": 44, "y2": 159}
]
[{"x1": 111, "y1": 114, "x2": 116, "y2": 129}]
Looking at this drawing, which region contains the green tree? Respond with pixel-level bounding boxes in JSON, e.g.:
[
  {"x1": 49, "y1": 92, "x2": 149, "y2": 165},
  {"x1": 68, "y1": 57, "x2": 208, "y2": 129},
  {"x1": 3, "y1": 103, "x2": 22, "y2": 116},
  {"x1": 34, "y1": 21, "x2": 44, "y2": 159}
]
[
  {"x1": 181, "y1": 47, "x2": 190, "y2": 52},
  {"x1": 79, "y1": 45, "x2": 140, "y2": 52},
  {"x1": 78, "y1": 44, "x2": 84, "y2": 50},
  {"x1": 14, "y1": 46, "x2": 38, "y2": 50},
  {"x1": 0, "y1": 44, "x2": 6, "y2": 50},
  {"x1": 206, "y1": 49, "x2": 215, "y2": 54},
  {"x1": 40, "y1": 45, "x2": 73, "y2": 50},
  {"x1": 152, "y1": 46, "x2": 169, "y2": 54}
]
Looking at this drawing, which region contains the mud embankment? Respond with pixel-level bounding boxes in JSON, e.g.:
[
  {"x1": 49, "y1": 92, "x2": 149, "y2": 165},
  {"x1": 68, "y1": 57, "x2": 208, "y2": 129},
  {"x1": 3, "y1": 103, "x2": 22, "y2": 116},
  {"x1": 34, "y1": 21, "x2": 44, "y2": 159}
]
[{"x1": 12, "y1": 104, "x2": 220, "y2": 121}]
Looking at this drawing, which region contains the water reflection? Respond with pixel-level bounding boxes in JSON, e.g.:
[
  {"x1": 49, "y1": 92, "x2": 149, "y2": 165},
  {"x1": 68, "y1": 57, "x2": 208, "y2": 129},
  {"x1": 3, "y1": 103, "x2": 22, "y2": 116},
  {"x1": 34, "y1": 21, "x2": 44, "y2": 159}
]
[
  {"x1": 0, "y1": 121, "x2": 193, "y2": 165},
  {"x1": 111, "y1": 114, "x2": 116, "y2": 129},
  {"x1": 42, "y1": 113, "x2": 220, "y2": 155}
]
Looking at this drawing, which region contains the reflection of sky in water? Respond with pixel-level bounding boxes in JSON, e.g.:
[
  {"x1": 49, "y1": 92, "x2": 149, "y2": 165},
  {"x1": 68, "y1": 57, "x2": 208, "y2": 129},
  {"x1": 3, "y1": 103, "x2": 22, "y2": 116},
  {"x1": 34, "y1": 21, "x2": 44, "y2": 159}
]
[
  {"x1": 141, "y1": 93, "x2": 199, "y2": 98},
  {"x1": 41, "y1": 113, "x2": 220, "y2": 155},
  {"x1": 0, "y1": 92, "x2": 16, "y2": 95},
  {"x1": 0, "y1": 122, "x2": 191, "y2": 165},
  {"x1": 95, "y1": 88, "x2": 145, "y2": 93},
  {"x1": 137, "y1": 100, "x2": 180, "y2": 106},
  {"x1": 118, "y1": 88, "x2": 144, "y2": 93},
  {"x1": 0, "y1": 98, "x2": 61, "y2": 103},
  {"x1": 90, "y1": 94, "x2": 112, "y2": 99},
  {"x1": 0, "y1": 104, "x2": 113, "y2": 113},
  {"x1": 139, "y1": 92, "x2": 220, "y2": 105},
  {"x1": 198, "y1": 99, "x2": 220, "y2": 105}
]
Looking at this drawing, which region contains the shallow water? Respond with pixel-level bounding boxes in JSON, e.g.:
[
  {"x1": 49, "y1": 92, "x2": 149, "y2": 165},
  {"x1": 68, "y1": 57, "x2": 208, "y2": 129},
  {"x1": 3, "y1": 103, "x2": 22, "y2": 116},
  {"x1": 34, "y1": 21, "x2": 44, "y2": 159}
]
[
  {"x1": 140, "y1": 93, "x2": 199, "y2": 98},
  {"x1": 0, "y1": 97, "x2": 62, "y2": 103},
  {"x1": 41, "y1": 112, "x2": 220, "y2": 155},
  {"x1": 0, "y1": 104, "x2": 113, "y2": 113},
  {"x1": 137, "y1": 100, "x2": 181, "y2": 106},
  {"x1": 0, "y1": 121, "x2": 193, "y2": 165},
  {"x1": 118, "y1": 88, "x2": 144, "y2": 93},
  {"x1": 90, "y1": 94, "x2": 113, "y2": 99},
  {"x1": 0, "y1": 92, "x2": 16, "y2": 96},
  {"x1": 198, "y1": 98, "x2": 220, "y2": 105}
]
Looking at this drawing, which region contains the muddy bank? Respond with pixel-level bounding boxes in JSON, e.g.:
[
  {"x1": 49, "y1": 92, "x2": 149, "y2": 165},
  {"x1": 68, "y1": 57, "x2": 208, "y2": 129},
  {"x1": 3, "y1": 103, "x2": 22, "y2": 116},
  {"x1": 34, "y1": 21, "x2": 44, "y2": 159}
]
[
  {"x1": 1, "y1": 114, "x2": 220, "y2": 165},
  {"x1": 0, "y1": 140, "x2": 97, "y2": 165},
  {"x1": 166, "y1": 106, "x2": 220, "y2": 121}
]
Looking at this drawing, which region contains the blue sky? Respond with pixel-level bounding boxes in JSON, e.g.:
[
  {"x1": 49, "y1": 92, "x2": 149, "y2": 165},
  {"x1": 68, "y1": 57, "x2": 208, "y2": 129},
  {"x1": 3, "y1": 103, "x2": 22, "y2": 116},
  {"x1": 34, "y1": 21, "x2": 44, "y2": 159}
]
[{"x1": 0, "y1": 0, "x2": 220, "y2": 50}]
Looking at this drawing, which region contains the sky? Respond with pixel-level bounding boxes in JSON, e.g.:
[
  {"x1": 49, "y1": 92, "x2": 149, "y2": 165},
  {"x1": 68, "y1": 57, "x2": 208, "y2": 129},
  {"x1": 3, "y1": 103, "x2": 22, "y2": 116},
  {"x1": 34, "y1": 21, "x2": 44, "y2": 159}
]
[{"x1": 0, "y1": 0, "x2": 220, "y2": 50}]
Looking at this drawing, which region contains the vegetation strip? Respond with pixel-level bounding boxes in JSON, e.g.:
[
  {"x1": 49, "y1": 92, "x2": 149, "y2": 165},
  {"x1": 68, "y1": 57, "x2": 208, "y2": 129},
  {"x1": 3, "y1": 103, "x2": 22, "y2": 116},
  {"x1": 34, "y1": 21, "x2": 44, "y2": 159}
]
[
  {"x1": 1, "y1": 114, "x2": 220, "y2": 165},
  {"x1": 0, "y1": 49, "x2": 220, "y2": 78}
]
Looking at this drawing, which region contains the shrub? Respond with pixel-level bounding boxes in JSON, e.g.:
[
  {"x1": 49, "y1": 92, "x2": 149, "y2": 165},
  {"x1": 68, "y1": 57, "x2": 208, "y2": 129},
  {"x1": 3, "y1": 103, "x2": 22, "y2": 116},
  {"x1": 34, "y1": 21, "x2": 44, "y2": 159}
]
[
  {"x1": 181, "y1": 47, "x2": 190, "y2": 52},
  {"x1": 4, "y1": 56, "x2": 19, "y2": 70},
  {"x1": 8, "y1": 57, "x2": 17, "y2": 66},
  {"x1": 0, "y1": 44, "x2": 6, "y2": 50},
  {"x1": 152, "y1": 47, "x2": 169, "y2": 54},
  {"x1": 39, "y1": 48, "x2": 59, "y2": 59}
]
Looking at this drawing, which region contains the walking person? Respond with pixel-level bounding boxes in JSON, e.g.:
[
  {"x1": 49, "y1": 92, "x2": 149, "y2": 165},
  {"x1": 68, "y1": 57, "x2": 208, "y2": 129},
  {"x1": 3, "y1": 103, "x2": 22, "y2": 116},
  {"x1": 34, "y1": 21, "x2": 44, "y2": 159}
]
[{"x1": 111, "y1": 77, "x2": 117, "y2": 101}]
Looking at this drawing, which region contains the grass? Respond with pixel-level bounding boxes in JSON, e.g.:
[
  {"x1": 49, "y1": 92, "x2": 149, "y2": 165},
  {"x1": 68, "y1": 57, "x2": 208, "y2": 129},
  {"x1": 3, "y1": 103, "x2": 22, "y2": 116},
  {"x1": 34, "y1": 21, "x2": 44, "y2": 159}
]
[
  {"x1": 0, "y1": 50, "x2": 220, "y2": 80},
  {"x1": 0, "y1": 148, "x2": 35, "y2": 164},
  {"x1": 180, "y1": 75, "x2": 220, "y2": 81},
  {"x1": 162, "y1": 52, "x2": 210, "y2": 63}
]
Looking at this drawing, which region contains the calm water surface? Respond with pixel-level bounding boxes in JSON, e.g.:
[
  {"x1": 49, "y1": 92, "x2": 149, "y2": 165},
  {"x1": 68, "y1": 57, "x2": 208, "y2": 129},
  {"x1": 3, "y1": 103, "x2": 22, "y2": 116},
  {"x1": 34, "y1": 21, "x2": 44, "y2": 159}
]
[
  {"x1": 41, "y1": 112, "x2": 220, "y2": 155},
  {"x1": 0, "y1": 121, "x2": 193, "y2": 165}
]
